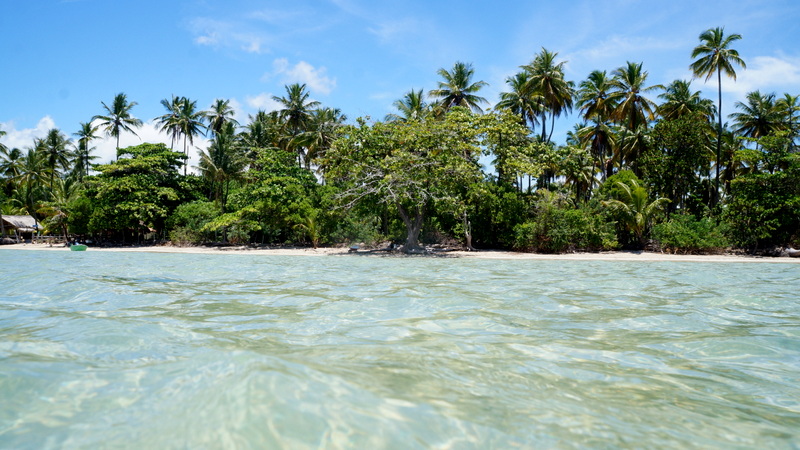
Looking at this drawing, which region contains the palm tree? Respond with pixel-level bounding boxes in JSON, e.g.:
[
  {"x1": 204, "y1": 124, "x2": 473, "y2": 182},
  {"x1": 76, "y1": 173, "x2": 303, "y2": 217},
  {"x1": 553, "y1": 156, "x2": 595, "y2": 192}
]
[
  {"x1": 657, "y1": 79, "x2": 716, "y2": 122},
  {"x1": 429, "y1": 61, "x2": 489, "y2": 114},
  {"x1": 175, "y1": 97, "x2": 207, "y2": 174},
  {"x1": 496, "y1": 71, "x2": 542, "y2": 130},
  {"x1": 206, "y1": 98, "x2": 239, "y2": 137},
  {"x1": 295, "y1": 107, "x2": 347, "y2": 171},
  {"x1": 72, "y1": 122, "x2": 100, "y2": 180},
  {"x1": 690, "y1": 27, "x2": 746, "y2": 197},
  {"x1": 37, "y1": 177, "x2": 81, "y2": 241},
  {"x1": 730, "y1": 90, "x2": 782, "y2": 144},
  {"x1": 602, "y1": 179, "x2": 669, "y2": 247},
  {"x1": 272, "y1": 83, "x2": 320, "y2": 166},
  {"x1": 522, "y1": 48, "x2": 574, "y2": 143},
  {"x1": 15, "y1": 146, "x2": 48, "y2": 216},
  {"x1": 776, "y1": 93, "x2": 800, "y2": 149},
  {"x1": 94, "y1": 93, "x2": 143, "y2": 155},
  {"x1": 156, "y1": 95, "x2": 183, "y2": 149},
  {"x1": 576, "y1": 70, "x2": 618, "y2": 179},
  {"x1": 41, "y1": 128, "x2": 72, "y2": 190},
  {"x1": 386, "y1": 89, "x2": 429, "y2": 122},
  {"x1": 608, "y1": 62, "x2": 661, "y2": 130},
  {"x1": 197, "y1": 122, "x2": 246, "y2": 212}
]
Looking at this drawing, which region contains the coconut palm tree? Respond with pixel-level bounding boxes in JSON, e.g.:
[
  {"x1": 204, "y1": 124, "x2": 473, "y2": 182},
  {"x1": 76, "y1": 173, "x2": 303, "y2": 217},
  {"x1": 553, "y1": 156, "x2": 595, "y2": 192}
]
[
  {"x1": 94, "y1": 93, "x2": 143, "y2": 155},
  {"x1": 496, "y1": 71, "x2": 542, "y2": 131},
  {"x1": 608, "y1": 62, "x2": 661, "y2": 130},
  {"x1": 602, "y1": 179, "x2": 669, "y2": 247},
  {"x1": 206, "y1": 98, "x2": 239, "y2": 137},
  {"x1": 576, "y1": 70, "x2": 618, "y2": 179},
  {"x1": 429, "y1": 61, "x2": 489, "y2": 114},
  {"x1": 14, "y1": 146, "x2": 49, "y2": 216},
  {"x1": 730, "y1": 90, "x2": 782, "y2": 143},
  {"x1": 657, "y1": 79, "x2": 716, "y2": 122},
  {"x1": 156, "y1": 95, "x2": 183, "y2": 149},
  {"x1": 522, "y1": 48, "x2": 574, "y2": 143},
  {"x1": 272, "y1": 83, "x2": 320, "y2": 166},
  {"x1": 197, "y1": 122, "x2": 246, "y2": 212},
  {"x1": 386, "y1": 89, "x2": 429, "y2": 122},
  {"x1": 690, "y1": 27, "x2": 746, "y2": 196},
  {"x1": 72, "y1": 122, "x2": 100, "y2": 180},
  {"x1": 175, "y1": 97, "x2": 207, "y2": 174},
  {"x1": 776, "y1": 93, "x2": 799, "y2": 149},
  {"x1": 41, "y1": 128, "x2": 72, "y2": 190},
  {"x1": 295, "y1": 107, "x2": 347, "y2": 170}
]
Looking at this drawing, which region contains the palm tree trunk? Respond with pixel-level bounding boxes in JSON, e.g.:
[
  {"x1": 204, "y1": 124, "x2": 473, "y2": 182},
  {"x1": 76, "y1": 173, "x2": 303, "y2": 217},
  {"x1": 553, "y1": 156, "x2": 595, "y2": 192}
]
[{"x1": 715, "y1": 67, "x2": 722, "y2": 204}]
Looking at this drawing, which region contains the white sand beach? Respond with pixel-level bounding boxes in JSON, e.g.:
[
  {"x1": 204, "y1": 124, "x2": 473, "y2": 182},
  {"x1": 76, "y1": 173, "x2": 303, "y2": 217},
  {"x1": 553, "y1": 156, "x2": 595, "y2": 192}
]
[{"x1": 2, "y1": 242, "x2": 798, "y2": 263}]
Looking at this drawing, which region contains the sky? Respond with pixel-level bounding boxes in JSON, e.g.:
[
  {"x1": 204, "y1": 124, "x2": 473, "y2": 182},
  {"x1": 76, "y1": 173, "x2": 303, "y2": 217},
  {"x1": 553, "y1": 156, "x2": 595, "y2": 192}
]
[{"x1": 2, "y1": 0, "x2": 799, "y2": 168}]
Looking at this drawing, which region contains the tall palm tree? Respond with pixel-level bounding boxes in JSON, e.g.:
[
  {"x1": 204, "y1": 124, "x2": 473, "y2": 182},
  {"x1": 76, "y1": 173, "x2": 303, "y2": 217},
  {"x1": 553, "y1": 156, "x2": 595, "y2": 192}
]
[
  {"x1": 156, "y1": 95, "x2": 183, "y2": 149},
  {"x1": 385, "y1": 89, "x2": 429, "y2": 122},
  {"x1": 272, "y1": 83, "x2": 320, "y2": 166},
  {"x1": 576, "y1": 70, "x2": 618, "y2": 178},
  {"x1": 206, "y1": 98, "x2": 239, "y2": 137},
  {"x1": 608, "y1": 62, "x2": 661, "y2": 130},
  {"x1": 496, "y1": 71, "x2": 542, "y2": 131},
  {"x1": 295, "y1": 107, "x2": 347, "y2": 170},
  {"x1": 522, "y1": 48, "x2": 574, "y2": 143},
  {"x1": 72, "y1": 122, "x2": 100, "y2": 180},
  {"x1": 429, "y1": 61, "x2": 489, "y2": 114},
  {"x1": 93, "y1": 92, "x2": 143, "y2": 155},
  {"x1": 730, "y1": 90, "x2": 782, "y2": 143},
  {"x1": 15, "y1": 146, "x2": 49, "y2": 216},
  {"x1": 657, "y1": 79, "x2": 716, "y2": 122},
  {"x1": 197, "y1": 122, "x2": 246, "y2": 212},
  {"x1": 690, "y1": 27, "x2": 746, "y2": 196},
  {"x1": 175, "y1": 97, "x2": 207, "y2": 174},
  {"x1": 776, "y1": 93, "x2": 799, "y2": 149},
  {"x1": 41, "y1": 128, "x2": 72, "y2": 190}
]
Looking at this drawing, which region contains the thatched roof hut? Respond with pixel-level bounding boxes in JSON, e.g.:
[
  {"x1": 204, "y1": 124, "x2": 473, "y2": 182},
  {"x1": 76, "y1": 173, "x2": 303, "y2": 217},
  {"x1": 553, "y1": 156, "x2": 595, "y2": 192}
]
[{"x1": 1, "y1": 215, "x2": 41, "y2": 243}]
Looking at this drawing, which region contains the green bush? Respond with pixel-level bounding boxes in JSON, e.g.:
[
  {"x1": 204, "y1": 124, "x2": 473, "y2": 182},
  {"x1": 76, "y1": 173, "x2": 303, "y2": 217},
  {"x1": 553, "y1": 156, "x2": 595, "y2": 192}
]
[
  {"x1": 513, "y1": 193, "x2": 617, "y2": 253},
  {"x1": 652, "y1": 215, "x2": 730, "y2": 254},
  {"x1": 167, "y1": 201, "x2": 220, "y2": 245}
]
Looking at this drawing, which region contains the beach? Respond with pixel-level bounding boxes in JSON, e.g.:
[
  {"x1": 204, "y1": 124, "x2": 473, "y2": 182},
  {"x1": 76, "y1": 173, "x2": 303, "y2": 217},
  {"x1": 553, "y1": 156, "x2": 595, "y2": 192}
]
[{"x1": 2, "y1": 242, "x2": 797, "y2": 263}]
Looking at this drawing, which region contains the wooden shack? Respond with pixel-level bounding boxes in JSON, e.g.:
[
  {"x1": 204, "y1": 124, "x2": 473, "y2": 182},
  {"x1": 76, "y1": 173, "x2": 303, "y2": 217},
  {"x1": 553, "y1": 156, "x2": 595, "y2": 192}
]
[{"x1": 0, "y1": 215, "x2": 41, "y2": 244}]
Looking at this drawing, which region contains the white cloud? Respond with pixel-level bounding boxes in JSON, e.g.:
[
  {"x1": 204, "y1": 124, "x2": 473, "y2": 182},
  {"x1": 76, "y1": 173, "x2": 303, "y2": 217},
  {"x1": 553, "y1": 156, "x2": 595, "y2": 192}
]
[
  {"x1": 270, "y1": 58, "x2": 337, "y2": 95},
  {"x1": 189, "y1": 18, "x2": 268, "y2": 54},
  {"x1": 723, "y1": 55, "x2": 800, "y2": 96},
  {"x1": 0, "y1": 117, "x2": 208, "y2": 175},
  {"x1": 244, "y1": 93, "x2": 282, "y2": 112},
  {"x1": 0, "y1": 116, "x2": 57, "y2": 151}
]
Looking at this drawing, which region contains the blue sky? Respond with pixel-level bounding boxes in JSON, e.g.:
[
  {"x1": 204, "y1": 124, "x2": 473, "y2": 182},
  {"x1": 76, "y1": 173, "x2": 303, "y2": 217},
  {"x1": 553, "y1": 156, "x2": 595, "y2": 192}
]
[{"x1": 2, "y1": 0, "x2": 799, "y2": 166}]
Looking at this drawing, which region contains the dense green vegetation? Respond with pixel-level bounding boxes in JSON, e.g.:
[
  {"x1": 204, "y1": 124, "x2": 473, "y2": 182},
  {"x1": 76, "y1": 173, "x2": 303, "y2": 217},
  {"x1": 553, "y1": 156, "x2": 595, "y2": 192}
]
[{"x1": 2, "y1": 28, "x2": 798, "y2": 253}]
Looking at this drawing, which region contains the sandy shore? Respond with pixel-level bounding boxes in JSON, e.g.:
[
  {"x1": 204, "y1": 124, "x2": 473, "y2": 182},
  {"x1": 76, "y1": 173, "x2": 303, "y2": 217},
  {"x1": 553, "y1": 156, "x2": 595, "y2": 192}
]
[{"x1": 2, "y1": 242, "x2": 798, "y2": 263}]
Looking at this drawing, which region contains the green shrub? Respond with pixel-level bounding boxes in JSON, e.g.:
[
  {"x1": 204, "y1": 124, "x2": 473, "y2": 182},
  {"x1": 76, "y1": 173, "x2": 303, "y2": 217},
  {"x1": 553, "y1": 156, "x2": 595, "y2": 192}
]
[
  {"x1": 652, "y1": 215, "x2": 730, "y2": 254},
  {"x1": 167, "y1": 201, "x2": 220, "y2": 244},
  {"x1": 513, "y1": 193, "x2": 617, "y2": 253}
]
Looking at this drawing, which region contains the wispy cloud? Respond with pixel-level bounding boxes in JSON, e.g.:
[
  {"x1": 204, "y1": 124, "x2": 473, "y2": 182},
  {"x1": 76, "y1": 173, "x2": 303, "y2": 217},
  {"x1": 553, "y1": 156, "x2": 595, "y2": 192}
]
[
  {"x1": 189, "y1": 17, "x2": 269, "y2": 54},
  {"x1": 0, "y1": 117, "x2": 57, "y2": 151},
  {"x1": 723, "y1": 54, "x2": 800, "y2": 96},
  {"x1": 244, "y1": 93, "x2": 282, "y2": 112},
  {"x1": 267, "y1": 58, "x2": 337, "y2": 95}
]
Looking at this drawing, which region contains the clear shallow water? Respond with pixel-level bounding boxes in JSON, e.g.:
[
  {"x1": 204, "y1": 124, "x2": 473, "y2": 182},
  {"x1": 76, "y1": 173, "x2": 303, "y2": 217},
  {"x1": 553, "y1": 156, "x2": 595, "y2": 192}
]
[{"x1": 1, "y1": 250, "x2": 799, "y2": 448}]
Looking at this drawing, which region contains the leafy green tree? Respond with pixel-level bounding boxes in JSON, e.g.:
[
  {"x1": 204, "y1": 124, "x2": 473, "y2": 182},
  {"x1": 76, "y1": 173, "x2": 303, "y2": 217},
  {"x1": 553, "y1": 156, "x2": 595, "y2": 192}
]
[
  {"x1": 295, "y1": 107, "x2": 347, "y2": 171},
  {"x1": 83, "y1": 143, "x2": 189, "y2": 240},
  {"x1": 690, "y1": 27, "x2": 746, "y2": 196},
  {"x1": 94, "y1": 92, "x2": 143, "y2": 154},
  {"x1": 429, "y1": 61, "x2": 489, "y2": 114},
  {"x1": 325, "y1": 109, "x2": 484, "y2": 252}
]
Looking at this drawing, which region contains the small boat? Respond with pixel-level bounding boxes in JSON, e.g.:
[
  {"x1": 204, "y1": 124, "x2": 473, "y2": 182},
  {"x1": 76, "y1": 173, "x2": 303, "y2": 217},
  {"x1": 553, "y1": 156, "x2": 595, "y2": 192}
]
[{"x1": 70, "y1": 244, "x2": 88, "y2": 251}]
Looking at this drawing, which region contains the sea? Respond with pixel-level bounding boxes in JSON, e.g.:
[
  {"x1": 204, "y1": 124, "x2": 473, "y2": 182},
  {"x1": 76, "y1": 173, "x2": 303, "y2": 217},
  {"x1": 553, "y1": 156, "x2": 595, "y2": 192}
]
[{"x1": 1, "y1": 249, "x2": 799, "y2": 448}]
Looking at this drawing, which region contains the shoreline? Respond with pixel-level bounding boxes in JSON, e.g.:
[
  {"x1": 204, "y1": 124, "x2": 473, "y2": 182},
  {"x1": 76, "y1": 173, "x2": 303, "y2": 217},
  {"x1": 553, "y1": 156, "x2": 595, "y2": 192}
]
[{"x1": 1, "y1": 243, "x2": 798, "y2": 263}]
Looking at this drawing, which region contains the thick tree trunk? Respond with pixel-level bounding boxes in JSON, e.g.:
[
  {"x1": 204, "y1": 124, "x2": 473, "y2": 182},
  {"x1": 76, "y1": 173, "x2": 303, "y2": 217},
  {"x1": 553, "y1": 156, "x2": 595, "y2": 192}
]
[{"x1": 397, "y1": 203, "x2": 424, "y2": 253}]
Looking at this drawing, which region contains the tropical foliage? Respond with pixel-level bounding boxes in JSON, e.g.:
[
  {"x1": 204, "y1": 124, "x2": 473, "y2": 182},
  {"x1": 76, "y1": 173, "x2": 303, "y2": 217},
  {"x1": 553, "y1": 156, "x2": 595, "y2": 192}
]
[{"x1": 2, "y1": 27, "x2": 799, "y2": 254}]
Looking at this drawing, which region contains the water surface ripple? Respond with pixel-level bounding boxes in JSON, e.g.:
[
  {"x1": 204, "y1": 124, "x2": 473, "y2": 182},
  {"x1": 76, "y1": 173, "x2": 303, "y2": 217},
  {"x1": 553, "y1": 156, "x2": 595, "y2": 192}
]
[{"x1": 1, "y1": 250, "x2": 799, "y2": 448}]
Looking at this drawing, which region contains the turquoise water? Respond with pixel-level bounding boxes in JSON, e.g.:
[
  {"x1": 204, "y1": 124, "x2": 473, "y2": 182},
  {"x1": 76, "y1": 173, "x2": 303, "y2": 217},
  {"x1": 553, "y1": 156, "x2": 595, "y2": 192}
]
[{"x1": 1, "y1": 250, "x2": 799, "y2": 448}]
